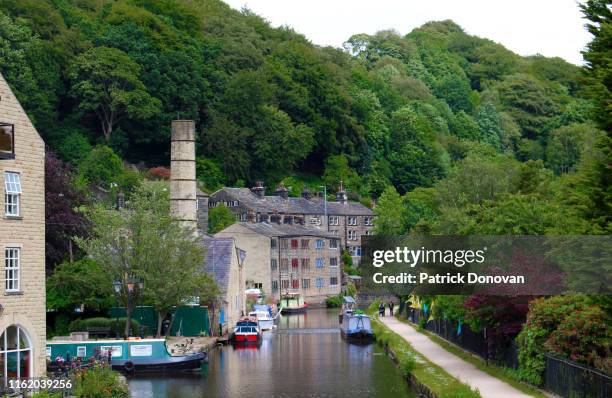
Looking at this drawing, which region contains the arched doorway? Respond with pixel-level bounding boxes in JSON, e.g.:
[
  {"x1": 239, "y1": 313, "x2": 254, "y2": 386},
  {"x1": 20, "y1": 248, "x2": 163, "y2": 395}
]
[{"x1": 0, "y1": 325, "x2": 32, "y2": 385}]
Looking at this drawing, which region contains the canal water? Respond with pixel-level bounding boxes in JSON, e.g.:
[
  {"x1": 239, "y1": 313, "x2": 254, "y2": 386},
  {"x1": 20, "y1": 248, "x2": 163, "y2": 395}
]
[{"x1": 128, "y1": 308, "x2": 416, "y2": 398}]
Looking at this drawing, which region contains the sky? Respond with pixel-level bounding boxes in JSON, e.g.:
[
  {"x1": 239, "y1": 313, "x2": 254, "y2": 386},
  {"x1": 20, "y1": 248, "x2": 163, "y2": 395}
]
[{"x1": 222, "y1": 0, "x2": 591, "y2": 65}]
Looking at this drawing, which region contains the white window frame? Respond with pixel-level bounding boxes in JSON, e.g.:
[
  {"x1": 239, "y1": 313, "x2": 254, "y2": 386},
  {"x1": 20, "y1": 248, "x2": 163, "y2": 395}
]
[
  {"x1": 328, "y1": 216, "x2": 339, "y2": 226},
  {"x1": 348, "y1": 216, "x2": 357, "y2": 226},
  {"x1": 0, "y1": 326, "x2": 33, "y2": 384},
  {"x1": 348, "y1": 230, "x2": 357, "y2": 240},
  {"x1": 5, "y1": 247, "x2": 20, "y2": 292},
  {"x1": 364, "y1": 217, "x2": 373, "y2": 226},
  {"x1": 4, "y1": 172, "x2": 21, "y2": 217}
]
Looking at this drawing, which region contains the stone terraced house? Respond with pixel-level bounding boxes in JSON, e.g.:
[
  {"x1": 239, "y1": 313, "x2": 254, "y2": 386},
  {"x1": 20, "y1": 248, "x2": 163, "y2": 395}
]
[
  {"x1": 208, "y1": 182, "x2": 374, "y2": 265},
  {"x1": 215, "y1": 222, "x2": 342, "y2": 304},
  {"x1": 0, "y1": 72, "x2": 46, "y2": 383}
]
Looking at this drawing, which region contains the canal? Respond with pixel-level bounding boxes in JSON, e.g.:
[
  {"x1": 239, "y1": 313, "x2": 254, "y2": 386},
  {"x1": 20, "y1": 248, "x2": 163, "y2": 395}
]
[{"x1": 128, "y1": 308, "x2": 417, "y2": 397}]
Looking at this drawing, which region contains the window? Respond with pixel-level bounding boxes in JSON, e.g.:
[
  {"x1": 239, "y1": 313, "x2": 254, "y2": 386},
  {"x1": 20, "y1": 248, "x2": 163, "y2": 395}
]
[
  {"x1": 330, "y1": 258, "x2": 338, "y2": 267},
  {"x1": 0, "y1": 123, "x2": 15, "y2": 159},
  {"x1": 291, "y1": 258, "x2": 299, "y2": 269},
  {"x1": 309, "y1": 216, "x2": 320, "y2": 225},
  {"x1": 270, "y1": 239, "x2": 277, "y2": 249},
  {"x1": 315, "y1": 239, "x2": 324, "y2": 249},
  {"x1": 315, "y1": 258, "x2": 324, "y2": 268},
  {"x1": 291, "y1": 279, "x2": 299, "y2": 289},
  {"x1": 328, "y1": 216, "x2": 339, "y2": 226},
  {"x1": 348, "y1": 230, "x2": 357, "y2": 240},
  {"x1": 271, "y1": 259, "x2": 277, "y2": 270},
  {"x1": 300, "y1": 239, "x2": 310, "y2": 249},
  {"x1": 5, "y1": 248, "x2": 19, "y2": 292},
  {"x1": 330, "y1": 239, "x2": 338, "y2": 249},
  {"x1": 254, "y1": 283, "x2": 263, "y2": 289},
  {"x1": 283, "y1": 216, "x2": 292, "y2": 224},
  {"x1": 364, "y1": 217, "x2": 373, "y2": 226},
  {"x1": 4, "y1": 172, "x2": 21, "y2": 217},
  {"x1": 280, "y1": 259, "x2": 289, "y2": 272},
  {"x1": 302, "y1": 279, "x2": 310, "y2": 289},
  {"x1": 301, "y1": 258, "x2": 310, "y2": 269},
  {"x1": 77, "y1": 346, "x2": 87, "y2": 358},
  {"x1": 348, "y1": 246, "x2": 362, "y2": 256},
  {"x1": 330, "y1": 230, "x2": 339, "y2": 236},
  {"x1": 280, "y1": 239, "x2": 288, "y2": 249},
  {"x1": 348, "y1": 216, "x2": 357, "y2": 226},
  {"x1": 271, "y1": 281, "x2": 278, "y2": 292},
  {"x1": 0, "y1": 325, "x2": 32, "y2": 384},
  {"x1": 281, "y1": 280, "x2": 290, "y2": 290},
  {"x1": 291, "y1": 239, "x2": 299, "y2": 249},
  {"x1": 330, "y1": 277, "x2": 338, "y2": 286},
  {"x1": 315, "y1": 277, "x2": 324, "y2": 288}
]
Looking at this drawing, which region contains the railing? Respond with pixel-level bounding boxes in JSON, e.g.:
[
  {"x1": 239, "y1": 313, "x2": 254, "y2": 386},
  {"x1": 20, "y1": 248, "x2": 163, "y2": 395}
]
[
  {"x1": 403, "y1": 307, "x2": 612, "y2": 398},
  {"x1": 544, "y1": 354, "x2": 612, "y2": 398}
]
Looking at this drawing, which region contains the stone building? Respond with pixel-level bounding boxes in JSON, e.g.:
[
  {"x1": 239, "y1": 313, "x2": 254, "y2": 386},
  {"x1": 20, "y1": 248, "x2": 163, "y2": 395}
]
[
  {"x1": 0, "y1": 72, "x2": 47, "y2": 382},
  {"x1": 201, "y1": 237, "x2": 245, "y2": 335},
  {"x1": 215, "y1": 223, "x2": 342, "y2": 304},
  {"x1": 208, "y1": 182, "x2": 374, "y2": 264}
]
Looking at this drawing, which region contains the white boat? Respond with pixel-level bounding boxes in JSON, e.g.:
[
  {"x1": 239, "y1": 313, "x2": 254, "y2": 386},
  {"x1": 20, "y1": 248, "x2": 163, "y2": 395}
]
[{"x1": 248, "y1": 310, "x2": 274, "y2": 331}]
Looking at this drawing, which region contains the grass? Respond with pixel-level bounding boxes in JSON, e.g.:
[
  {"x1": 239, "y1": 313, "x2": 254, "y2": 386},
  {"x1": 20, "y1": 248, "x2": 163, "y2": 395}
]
[
  {"x1": 394, "y1": 316, "x2": 547, "y2": 398},
  {"x1": 372, "y1": 318, "x2": 481, "y2": 398}
]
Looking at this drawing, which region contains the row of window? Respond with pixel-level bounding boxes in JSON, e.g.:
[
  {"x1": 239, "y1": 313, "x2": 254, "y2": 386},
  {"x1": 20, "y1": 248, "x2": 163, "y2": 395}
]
[
  {"x1": 329, "y1": 216, "x2": 373, "y2": 226},
  {"x1": 271, "y1": 277, "x2": 339, "y2": 291},
  {"x1": 4, "y1": 172, "x2": 21, "y2": 217},
  {"x1": 348, "y1": 246, "x2": 362, "y2": 256},
  {"x1": 271, "y1": 257, "x2": 338, "y2": 270},
  {"x1": 209, "y1": 200, "x2": 239, "y2": 208},
  {"x1": 271, "y1": 239, "x2": 338, "y2": 250}
]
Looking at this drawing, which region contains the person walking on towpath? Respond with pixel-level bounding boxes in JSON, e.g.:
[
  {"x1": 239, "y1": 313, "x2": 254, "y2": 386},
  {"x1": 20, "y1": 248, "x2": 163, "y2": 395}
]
[
  {"x1": 388, "y1": 301, "x2": 394, "y2": 316},
  {"x1": 379, "y1": 302, "x2": 385, "y2": 317}
]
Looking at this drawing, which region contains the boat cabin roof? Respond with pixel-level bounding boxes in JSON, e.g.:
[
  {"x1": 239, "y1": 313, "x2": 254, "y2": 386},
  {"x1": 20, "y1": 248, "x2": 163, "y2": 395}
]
[{"x1": 343, "y1": 296, "x2": 356, "y2": 304}]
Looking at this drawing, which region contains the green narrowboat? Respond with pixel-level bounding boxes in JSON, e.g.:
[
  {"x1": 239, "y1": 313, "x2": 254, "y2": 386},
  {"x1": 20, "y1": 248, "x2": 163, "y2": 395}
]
[{"x1": 46, "y1": 338, "x2": 206, "y2": 374}]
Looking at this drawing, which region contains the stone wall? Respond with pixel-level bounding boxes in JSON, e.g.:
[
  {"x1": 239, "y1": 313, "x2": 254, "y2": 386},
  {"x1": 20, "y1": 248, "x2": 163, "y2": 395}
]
[{"x1": 0, "y1": 73, "x2": 47, "y2": 377}]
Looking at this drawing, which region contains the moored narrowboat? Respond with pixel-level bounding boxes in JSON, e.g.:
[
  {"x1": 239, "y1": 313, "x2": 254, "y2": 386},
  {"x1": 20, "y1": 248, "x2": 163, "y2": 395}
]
[
  {"x1": 279, "y1": 293, "x2": 308, "y2": 314},
  {"x1": 230, "y1": 317, "x2": 262, "y2": 344},
  {"x1": 47, "y1": 338, "x2": 206, "y2": 374}
]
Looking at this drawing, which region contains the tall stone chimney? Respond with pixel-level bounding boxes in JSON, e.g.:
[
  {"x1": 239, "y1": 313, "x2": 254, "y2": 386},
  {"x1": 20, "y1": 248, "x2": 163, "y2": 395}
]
[
  {"x1": 336, "y1": 180, "x2": 348, "y2": 204},
  {"x1": 251, "y1": 181, "x2": 265, "y2": 198},
  {"x1": 170, "y1": 120, "x2": 197, "y2": 232}
]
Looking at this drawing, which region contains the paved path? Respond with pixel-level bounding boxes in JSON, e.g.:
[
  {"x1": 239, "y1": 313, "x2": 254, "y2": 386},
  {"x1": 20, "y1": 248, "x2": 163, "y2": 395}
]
[{"x1": 379, "y1": 316, "x2": 532, "y2": 398}]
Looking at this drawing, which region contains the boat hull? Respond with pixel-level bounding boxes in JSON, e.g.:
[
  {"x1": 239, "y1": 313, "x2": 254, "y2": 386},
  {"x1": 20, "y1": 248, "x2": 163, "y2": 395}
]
[
  {"x1": 258, "y1": 319, "x2": 274, "y2": 330},
  {"x1": 341, "y1": 329, "x2": 375, "y2": 344},
  {"x1": 111, "y1": 352, "x2": 207, "y2": 373},
  {"x1": 230, "y1": 333, "x2": 261, "y2": 345},
  {"x1": 281, "y1": 306, "x2": 307, "y2": 314}
]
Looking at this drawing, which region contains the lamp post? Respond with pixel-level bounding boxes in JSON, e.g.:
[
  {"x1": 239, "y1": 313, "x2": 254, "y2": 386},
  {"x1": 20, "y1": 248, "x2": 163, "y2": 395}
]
[
  {"x1": 112, "y1": 277, "x2": 144, "y2": 338},
  {"x1": 112, "y1": 280, "x2": 121, "y2": 338}
]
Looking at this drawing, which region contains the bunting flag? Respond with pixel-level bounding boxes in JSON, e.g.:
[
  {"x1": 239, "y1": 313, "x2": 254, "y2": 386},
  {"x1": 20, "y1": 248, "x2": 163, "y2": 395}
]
[{"x1": 457, "y1": 320, "x2": 462, "y2": 336}]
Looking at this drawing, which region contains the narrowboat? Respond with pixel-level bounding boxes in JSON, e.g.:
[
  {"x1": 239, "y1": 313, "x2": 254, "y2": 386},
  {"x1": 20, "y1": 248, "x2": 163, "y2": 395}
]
[
  {"x1": 230, "y1": 317, "x2": 262, "y2": 344},
  {"x1": 279, "y1": 293, "x2": 308, "y2": 314},
  {"x1": 46, "y1": 338, "x2": 207, "y2": 374},
  {"x1": 339, "y1": 296, "x2": 356, "y2": 323},
  {"x1": 249, "y1": 304, "x2": 275, "y2": 330},
  {"x1": 340, "y1": 297, "x2": 374, "y2": 344}
]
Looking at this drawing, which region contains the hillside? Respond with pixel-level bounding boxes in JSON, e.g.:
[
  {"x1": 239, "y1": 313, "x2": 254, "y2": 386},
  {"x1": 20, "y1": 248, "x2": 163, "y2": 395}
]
[{"x1": 0, "y1": 0, "x2": 608, "y2": 236}]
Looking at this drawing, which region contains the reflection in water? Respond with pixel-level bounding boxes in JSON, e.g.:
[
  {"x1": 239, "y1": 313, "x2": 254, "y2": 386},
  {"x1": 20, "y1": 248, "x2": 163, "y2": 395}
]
[{"x1": 129, "y1": 309, "x2": 416, "y2": 398}]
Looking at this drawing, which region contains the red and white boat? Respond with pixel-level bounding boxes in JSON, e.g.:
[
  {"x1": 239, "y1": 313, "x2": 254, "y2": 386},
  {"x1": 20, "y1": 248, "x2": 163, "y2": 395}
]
[{"x1": 230, "y1": 316, "x2": 262, "y2": 344}]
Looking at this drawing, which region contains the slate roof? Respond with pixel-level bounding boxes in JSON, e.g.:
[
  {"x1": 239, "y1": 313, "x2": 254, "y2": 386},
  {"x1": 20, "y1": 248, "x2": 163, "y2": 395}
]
[
  {"x1": 201, "y1": 236, "x2": 236, "y2": 292},
  {"x1": 212, "y1": 187, "x2": 373, "y2": 216},
  {"x1": 235, "y1": 222, "x2": 339, "y2": 239}
]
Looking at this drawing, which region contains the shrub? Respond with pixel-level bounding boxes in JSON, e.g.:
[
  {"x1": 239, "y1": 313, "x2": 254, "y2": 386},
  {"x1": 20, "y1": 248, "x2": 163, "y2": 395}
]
[
  {"x1": 325, "y1": 295, "x2": 343, "y2": 308},
  {"x1": 516, "y1": 295, "x2": 608, "y2": 385},
  {"x1": 399, "y1": 354, "x2": 416, "y2": 377},
  {"x1": 544, "y1": 306, "x2": 610, "y2": 372},
  {"x1": 74, "y1": 366, "x2": 128, "y2": 398},
  {"x1": 69, "y1": 317, "x2": 140, "y2": 337}
]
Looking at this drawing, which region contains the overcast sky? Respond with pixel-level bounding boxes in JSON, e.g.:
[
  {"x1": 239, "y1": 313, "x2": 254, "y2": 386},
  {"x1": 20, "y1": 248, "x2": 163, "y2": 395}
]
[{"x1": 222, "y1": 0, "x2": 591, "y2": 65}]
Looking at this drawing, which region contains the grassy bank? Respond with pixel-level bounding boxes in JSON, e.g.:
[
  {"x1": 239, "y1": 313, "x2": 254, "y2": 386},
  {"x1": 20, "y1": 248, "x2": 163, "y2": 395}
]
[
  {"x1": 394, "y1": 316, "x2": 546, "y2": 398},
  {"x1": 372, "y1": 318, "x2": 481, "y2": 398}
]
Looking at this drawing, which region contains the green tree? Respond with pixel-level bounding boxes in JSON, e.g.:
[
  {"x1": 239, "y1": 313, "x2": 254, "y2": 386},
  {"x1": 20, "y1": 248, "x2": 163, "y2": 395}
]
[
  {"x1": 68, "y1": 46, "x2": 160, "y2": 142},
  {"x1": 373, "y1": 186, "x2": 404, "y2": 234},
  {"x1": 322, "y1": 154, "x2": 361, "y2": 193},
  {"x1": 208, "y1": 204, "x2": 235, "y2": 234},
  {"x1": 196, "y1": 157, "x2": 227, "y2": 192},
  {"x1": 77, "y1": 181, "x2": 216, "y2": 337}
]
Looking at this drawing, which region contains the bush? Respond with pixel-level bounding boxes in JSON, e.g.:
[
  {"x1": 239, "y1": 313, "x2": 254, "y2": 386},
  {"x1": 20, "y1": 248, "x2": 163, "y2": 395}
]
[
  {"x1": 325, "y1": 295, "x2": 343, "y2": 308},
  {"x1": 74, "y1": 366, "x2": 128, "y2": 398},
  {"x1": 69, "y1": 317, "x2": 140, "y2": 337},
  {"x1": 399, "y1": 354, "x2": 416, "y2": 377},
  {"x1": 516, "y1": 295, "x2": 610, "y2": 385}
]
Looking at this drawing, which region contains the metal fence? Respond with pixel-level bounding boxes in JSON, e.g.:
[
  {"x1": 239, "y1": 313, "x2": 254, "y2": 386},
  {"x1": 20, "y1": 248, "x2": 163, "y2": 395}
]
[
  {"x1": 544, "y1": 354, "x2": 612, "y2": 398},
  {"x1": 403, "y1": 307, "x2": 612, "y2": 398}
]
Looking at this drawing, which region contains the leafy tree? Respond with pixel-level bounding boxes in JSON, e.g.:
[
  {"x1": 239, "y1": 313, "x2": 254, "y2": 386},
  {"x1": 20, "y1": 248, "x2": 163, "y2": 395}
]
[
  {"x1": 77, "y1": 181, "x2": 216, "y2": 337},
  {"x1": 196, "y1": 157, "x2": 227, "y2": 192},
  {"x1": 46, "y1": 258, "x2": 114, "y2": 313},
  {"x1": 68, "y1": 46, "x2": 160, "y2": 142},
  {"x1": 475, "y1": 102, "x2": 502, "y2": 149},
  {"x1": 208, "y1": 204, "x2": 235, "y2": 234},
  {"x1": 45, "y1": 152, "x2": 89, "y2": 270},
  {"x1": 373, "y1": 186, "x2": 404, "y2": 234},
  {"x1": 580, "y1": 0, "x2": 612, "y2": 131},
  {"x1": 545, "y1": 123, "x2": 597, "y2": 174},
  {"x1": 322, "y1": 154, "x2": 361, "y2": 193}
]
